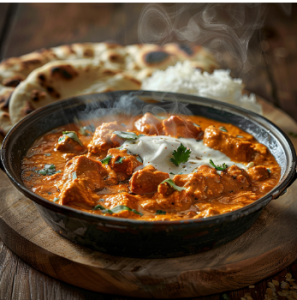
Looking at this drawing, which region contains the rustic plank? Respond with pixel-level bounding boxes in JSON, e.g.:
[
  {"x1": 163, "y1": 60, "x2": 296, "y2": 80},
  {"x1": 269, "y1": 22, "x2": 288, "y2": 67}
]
[{"x1": 2, "y1": 3, "x2": 145, "y2": 58}]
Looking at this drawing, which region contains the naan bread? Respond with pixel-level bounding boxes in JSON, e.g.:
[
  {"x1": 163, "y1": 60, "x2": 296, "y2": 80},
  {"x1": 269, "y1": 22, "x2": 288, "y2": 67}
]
[
  {"x1": 9, "y1": 59, "x2": 141, "y2": 124},
  {"x1": 0, "y1": 110, "x2": 12, "y2": 145},
  {"x1": 0, "y1": 42, "x2": 218, "y2": 144}
]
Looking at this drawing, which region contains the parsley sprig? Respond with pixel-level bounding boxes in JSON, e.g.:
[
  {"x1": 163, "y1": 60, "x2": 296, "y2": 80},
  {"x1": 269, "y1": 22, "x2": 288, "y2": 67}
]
[
  {"x1": 170, "y1": 144, "x2": 191, "y2": 167},
  {"x1": 209, "y1": 159, "x2": 228, "y2": 171}
]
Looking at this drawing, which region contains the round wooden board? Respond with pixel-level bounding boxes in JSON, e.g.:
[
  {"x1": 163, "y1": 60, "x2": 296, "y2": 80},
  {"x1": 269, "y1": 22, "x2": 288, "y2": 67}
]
[{"x1": 0, "y1": 98, "x2": 297, "y2": 298}]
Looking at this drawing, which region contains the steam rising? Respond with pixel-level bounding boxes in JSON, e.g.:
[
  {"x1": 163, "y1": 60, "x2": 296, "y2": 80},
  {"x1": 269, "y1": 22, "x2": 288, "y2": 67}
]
[
  {"x1": 75, "y1": 92, "x2": 193, "y2": 132},
  {"x1": 138, "y1": 3, "x2": 267, "y2": 73}
]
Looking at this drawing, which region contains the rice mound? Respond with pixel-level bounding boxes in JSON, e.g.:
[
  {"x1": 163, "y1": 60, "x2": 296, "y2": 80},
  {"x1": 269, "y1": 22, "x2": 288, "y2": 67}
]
[{"x1": 141, "y1": 61, "x2": 262, "y2": 114}]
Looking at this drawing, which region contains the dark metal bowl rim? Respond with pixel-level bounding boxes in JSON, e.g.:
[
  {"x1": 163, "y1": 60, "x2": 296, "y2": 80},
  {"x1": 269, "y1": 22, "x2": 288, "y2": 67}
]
[{"x1": 1, "y1": 90, "x2": 296, "y2": 227}]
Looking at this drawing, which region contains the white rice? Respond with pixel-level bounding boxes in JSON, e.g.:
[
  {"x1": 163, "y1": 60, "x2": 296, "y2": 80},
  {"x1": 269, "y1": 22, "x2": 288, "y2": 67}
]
[{"x1": 141, "y1": 61, "x2": 262, "y2": 114}]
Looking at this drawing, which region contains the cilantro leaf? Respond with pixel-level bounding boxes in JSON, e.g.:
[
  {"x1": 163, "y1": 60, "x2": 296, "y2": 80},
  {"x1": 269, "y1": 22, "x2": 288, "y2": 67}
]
[
  {"x1": 115, "y1": 157, "x2": 125, "y2": 164},
  {"x1": 156, "y1": 210, "x2": 166, "y2": 215},
  {"x1": 53, "y1": 197, "x2": 59, "y2": 202},
  {"x1": 209, "y1": 159, "x2": 228, "y2": 171},
  {"x1": 93, "y1": 204, "x2": 143, "y2": 216},
  {"x1": 113, "y1": 131, "x2": 138, "y2": 140},
  {"x1": 93, "y1": 204, "x2": 113, "y2": 214},
  {"x1": 100, "y1": 155, "x2": 112, "y2": 165},
  {"x1": 160, "y1": 178, "x2": 185, "y2": 192},
  {"x1": 111, "y1": 205, "x2": 143, "y2": 216},
  {"x1": 219, "y1": 126, "x2": 228, "y2": 132},
  {"x1": 37, "y1": 164, "x2": 61, "y2": 176},
  {"x1": 170, "y1": 143, "x2": 191, "y2": 166},
  {"x1": 62, "y1": 131, "x2": 83, "y2": 146}
]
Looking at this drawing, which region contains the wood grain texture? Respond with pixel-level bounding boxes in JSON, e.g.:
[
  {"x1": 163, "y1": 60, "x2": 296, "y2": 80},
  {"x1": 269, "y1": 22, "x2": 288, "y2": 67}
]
[{"x1": 0, "y1": 99, "x2": 296, "y2": 299}]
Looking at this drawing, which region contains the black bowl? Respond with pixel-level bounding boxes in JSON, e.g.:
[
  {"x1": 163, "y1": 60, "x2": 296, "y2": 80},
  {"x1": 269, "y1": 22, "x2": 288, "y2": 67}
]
[{"x1": 1, "y1": 90, "x2": 296, "y2": 258}]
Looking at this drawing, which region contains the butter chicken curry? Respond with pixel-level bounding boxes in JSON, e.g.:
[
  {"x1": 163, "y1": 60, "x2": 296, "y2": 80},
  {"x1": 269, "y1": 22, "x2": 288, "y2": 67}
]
[{"x1": 22, "y1": 113, "x2": 281, "y2": 221}]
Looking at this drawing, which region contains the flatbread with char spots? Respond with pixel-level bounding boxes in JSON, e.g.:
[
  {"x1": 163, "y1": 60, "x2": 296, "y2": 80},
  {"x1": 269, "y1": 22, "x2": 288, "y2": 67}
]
[
  {"x1": 0, "y1": 42, "x2": 218, "y2": 145},
  {"x1": 9, "y1": 59, "x2": 141, "y2": 125}
]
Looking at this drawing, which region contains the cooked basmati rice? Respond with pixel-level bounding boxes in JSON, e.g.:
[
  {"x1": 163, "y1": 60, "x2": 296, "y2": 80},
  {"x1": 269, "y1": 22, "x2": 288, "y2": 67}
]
[{"x1": 141, "y1": 61, "x2": 262, "y2": 114}]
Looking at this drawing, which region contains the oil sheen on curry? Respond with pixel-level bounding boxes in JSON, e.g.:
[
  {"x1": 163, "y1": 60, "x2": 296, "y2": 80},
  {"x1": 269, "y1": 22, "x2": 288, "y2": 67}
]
[{"x1": 22, "y1": 113, "x2": 281, "y2": 221}]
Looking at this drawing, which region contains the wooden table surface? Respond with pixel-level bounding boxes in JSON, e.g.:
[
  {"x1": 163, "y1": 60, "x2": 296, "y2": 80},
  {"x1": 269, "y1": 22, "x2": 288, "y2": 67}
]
[{"x1": 0, "y1": 3, "x2": 297, "y2": 299}]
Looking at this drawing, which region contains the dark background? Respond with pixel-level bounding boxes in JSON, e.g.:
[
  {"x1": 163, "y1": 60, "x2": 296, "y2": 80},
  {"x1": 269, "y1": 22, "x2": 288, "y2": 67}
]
[{"x1": 0, "y1": 3, "x2": 297, "y2": 300}]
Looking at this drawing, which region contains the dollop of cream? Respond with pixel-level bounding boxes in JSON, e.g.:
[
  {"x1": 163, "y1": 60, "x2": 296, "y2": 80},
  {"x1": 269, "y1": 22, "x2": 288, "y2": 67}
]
[{"x1": 122, "y1": 135, "x2": 246, "y2": 175}]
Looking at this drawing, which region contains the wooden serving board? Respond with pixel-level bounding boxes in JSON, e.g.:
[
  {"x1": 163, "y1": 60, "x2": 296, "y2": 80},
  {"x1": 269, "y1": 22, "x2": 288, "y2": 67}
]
[{"x1": 0, "y1": 99, "x2": 297, "y2": 298}]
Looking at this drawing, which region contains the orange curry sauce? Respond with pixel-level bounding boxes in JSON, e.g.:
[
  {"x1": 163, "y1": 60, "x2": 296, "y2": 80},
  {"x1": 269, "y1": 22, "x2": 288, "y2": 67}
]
[{"x1": 22, "y1": 113, "x2": 281, "y2": 221}]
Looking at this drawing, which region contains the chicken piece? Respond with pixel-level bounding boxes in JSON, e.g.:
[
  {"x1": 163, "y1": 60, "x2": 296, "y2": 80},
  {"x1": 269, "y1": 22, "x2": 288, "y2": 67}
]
[
  {"x1": 173, "y1": 165, "x2": 250, "y2": 203},
  {"x1": 153, "y1": 185, "x2": 191, "y2": 211},
  {"x1": 203, "y1": 126, "x2": 255, "y2": 162},
  {"x1": 130, "y1": 165, "x2": 169, "y2": 194},
  {"x1": 162, "y1": 115, "x2": 202, "y2": 139},
  {"x1": 248, "y1": 165, "x2": 270, "y2": 182},
  {"x1": 88, "y1": 122, "x2": 125, "y2": 156},
  {"x1": 107, "y1": 148, "x2": 142, "y2": 181},
  {"x1": 134, "y1": 112, "x2": 163, "y2": 135},
  {"x1": 59, "y1": 180, "x2": 99, "y2": 207},
  {"x1": 221, "y1": 165, "x2": 251, "y2": 191},
  {"x1": 59, "y1": 155, "x2": 108, "y2": 207},
  {"x1": 103, "y1": 192, "x2": 142, "y2": 218},
  {"x1": 174, "y1": 166, "x2": 223, "y2": 202},
  {"x1": 56, "y1": 132, "x2": 85, "y2": 153}
]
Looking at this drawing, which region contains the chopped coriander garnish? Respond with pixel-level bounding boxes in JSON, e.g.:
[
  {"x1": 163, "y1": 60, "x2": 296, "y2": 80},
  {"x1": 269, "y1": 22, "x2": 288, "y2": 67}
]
[
  {"x1": 100, "y1": 155, "x2": 112, "y2": 165},
  {"x1": 160, "y1": 178, "x2": 185, "y2": 192},
  {"x1": 169, "y1": 172, "x2": 175, "y2": 175},
  {"x1": 72, "y1": 171, "x2": 77, "y2": 180},
  {"x1": 113, "y1": 131, "x2": 138, "y2": 140},
  {"x1": 209, "y1": 159, "x2": 228, "y2": 171},
  {"x1": 267, "y1": 168, "x2": 271, "y2": 174},
  {"x1": 93, "y1": 204, "x2": 143, "y2": 216},
  {"x1": 53, "y1": 197, "x2": 59, "y2": 202},
  {"x1": 37, "y1": 164, "x2": 60, "y2": 176},
  {"x1": 156, "y1": 210, "x2": 166, "y2": 215},
  {"x1": 115, "y1": 157, "x2": 125, "y2": 164},
  {"x1": 237, "y1": 135, "x2": 243, "y2": 138},
  {"x1": 219, "y1": 126, "x2": 228, "y2": 132},
  {"x1": 111, "y1": 205, "x2": 143, "y2": 216},
  {"x1": 62, "y1": 131, "x2": 83, "y2": 146},
  {"x1": 44, "y1": 153, "x2": 51, "y2": 156},
  {"x1": 170, "y1": 143, "x2": 191, "y2": 167},
  {"x1": 93, "y1": 204, "x2": 113, "y2": 214}
]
